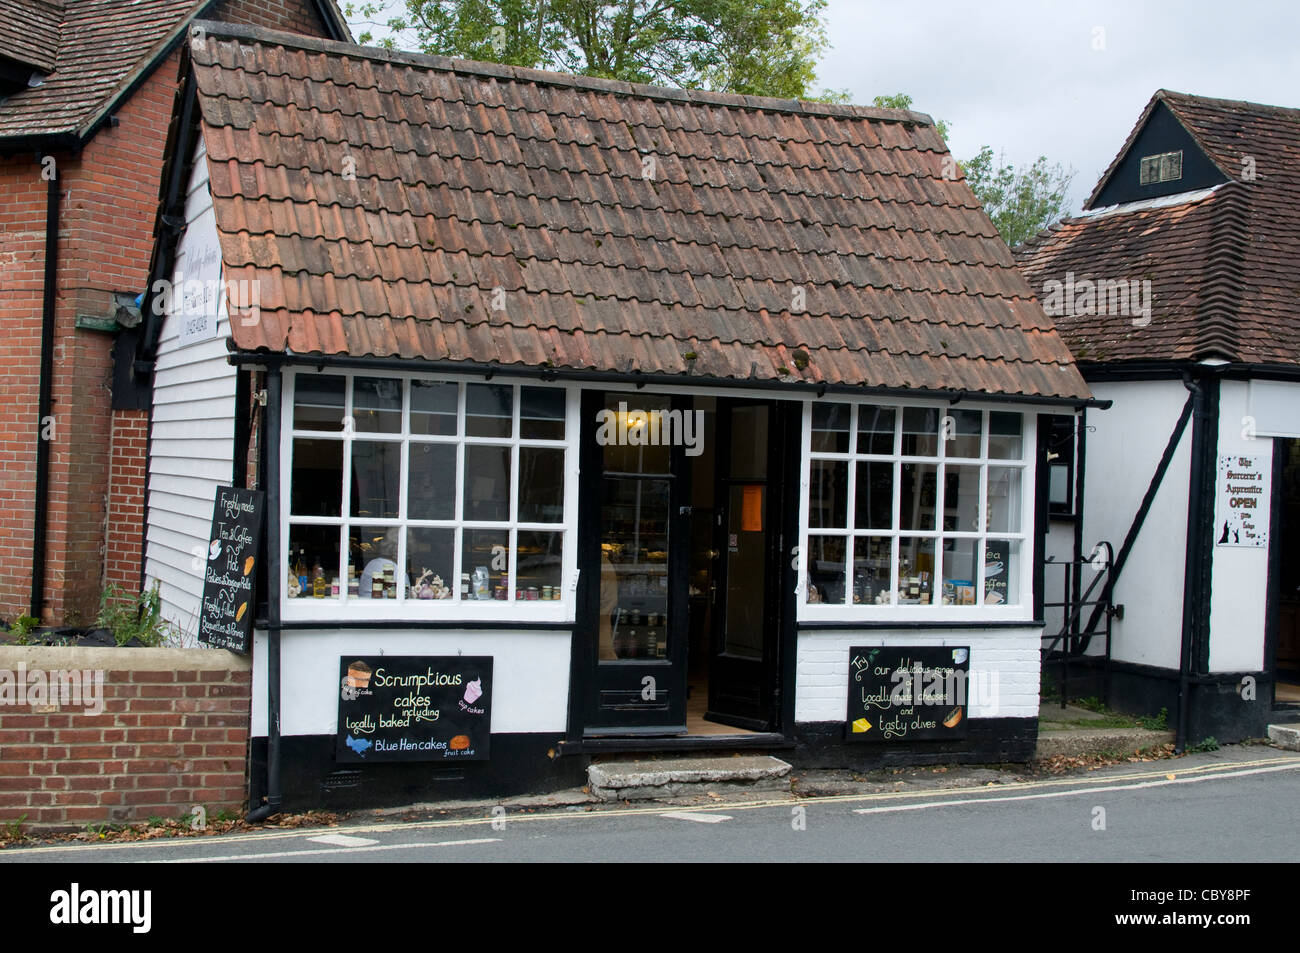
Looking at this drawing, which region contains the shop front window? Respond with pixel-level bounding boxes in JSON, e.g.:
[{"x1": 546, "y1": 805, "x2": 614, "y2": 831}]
[
  {"x1": 284, "y1": 371, "x2": 573, "y2": 613},
  {"x1": 802, "y1": 402, "x2": 1029, "y2": 611}
]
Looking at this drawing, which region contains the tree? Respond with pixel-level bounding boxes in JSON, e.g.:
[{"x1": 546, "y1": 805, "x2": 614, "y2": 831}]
[
  {"x1": 345, "y1": 0, "x2": 846, "y2": 100},
  {"x1": 959, "y1": 147, "x2": 1075, "y2": 248},
  {"x1": 870, "y1": 93, "x2": 948, "y2": 141}
]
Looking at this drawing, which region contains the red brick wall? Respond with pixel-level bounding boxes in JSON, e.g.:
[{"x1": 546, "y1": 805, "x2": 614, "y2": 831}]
[
  {"x1": 105, "y1": 411, "x2": 150, "y2": 592},
  {"x1": 0, "y1": 1, "x2": 339, "y2": 625},
  {"x1": 0, "y1": 655, "x2": 252, "y2": 829}
]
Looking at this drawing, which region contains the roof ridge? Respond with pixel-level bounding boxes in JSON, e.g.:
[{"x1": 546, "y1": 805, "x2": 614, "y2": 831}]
[
  {"x1": 189, "y1": 19, "x2": 938, "y2": 127},
  {"x1": 1157, "y1": 88, "x2": 1300, "y2": 120}
]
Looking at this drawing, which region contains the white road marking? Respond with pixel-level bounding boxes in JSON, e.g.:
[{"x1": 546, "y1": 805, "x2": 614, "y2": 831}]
[
  {"x1": 660, "y1": 812, "x2": 731, "y2": 824},
  {"x1": 156, "y1": 837, "x2": 500, "y2": 863},
  {"x1": 853, "y1": 762, "x2": 1300, "y2": 815},
  {"x1": 306, "y1": 833, "x2": 379, "y2": 847}
]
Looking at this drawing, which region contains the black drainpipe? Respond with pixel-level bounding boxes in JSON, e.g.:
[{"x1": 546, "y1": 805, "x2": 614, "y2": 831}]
[
  {"x1": 246, "y1": 366, "x2": 283, "y2": 822},
  {"x1": 1175, "y1": 371, "x2": 1218, "y2": 751},
  {"x1": 31, "y1": 165, "x2": 60, "y2": 620}
]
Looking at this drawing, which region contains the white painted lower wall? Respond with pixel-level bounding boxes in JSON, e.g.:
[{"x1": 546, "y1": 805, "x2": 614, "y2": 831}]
[
  {"x1": 795, "y1": 627, "x2": 1042, "y2": 722},
  {"x1": 250, "y1": 629, "x2": 572, "y2": 737}
]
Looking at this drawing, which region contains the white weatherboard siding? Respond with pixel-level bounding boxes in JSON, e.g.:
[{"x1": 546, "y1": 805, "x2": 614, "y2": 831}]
[
  {"x1": 795, "y1": 628, "x2": 1042, "y2": 721},
  {"x1": 1208, "y1": 380, "x2": 1274, "y2": 672},
  {"x1": 1083, "y1": 380, "x2": 1191, "y2": 670},
  {"x1": 250, "y1": 630, "x2": 573, "y2": 736},
  {"x1": 144, "y1": 134, "x2": 237, "y2": 639}
]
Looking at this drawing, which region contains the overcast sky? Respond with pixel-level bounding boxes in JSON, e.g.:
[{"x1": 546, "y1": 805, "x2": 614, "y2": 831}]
[{"x1": 347, "y1": 1, "x2": 1300, "y2": 213}]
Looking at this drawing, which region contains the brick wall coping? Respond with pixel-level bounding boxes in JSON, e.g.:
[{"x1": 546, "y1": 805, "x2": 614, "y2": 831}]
[{"x1": 0, "y1": 646, "x2": 249, "y2": 672}]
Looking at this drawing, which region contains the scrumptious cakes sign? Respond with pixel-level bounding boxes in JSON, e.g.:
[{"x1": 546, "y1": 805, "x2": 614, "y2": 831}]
[{"x1": 336, "y1": 656, "x2": 492, "y2": 762}]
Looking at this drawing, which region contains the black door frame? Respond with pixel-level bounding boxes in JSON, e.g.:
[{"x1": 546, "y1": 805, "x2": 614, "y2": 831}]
[{"x1": 566, "y1": 387, "x2": 802, "y2": 741}]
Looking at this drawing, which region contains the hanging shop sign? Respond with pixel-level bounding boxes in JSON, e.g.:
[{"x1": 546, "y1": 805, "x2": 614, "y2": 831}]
[
  {"x1": 197, "y1": 486, "x2": 264, "y2": 654},
  {"x1": 336, "y1": 656, "x2": 492, "y2": 762},
  {"x1": 1214, "y1": 454, "x2": 1270, "y2": 548},
  {"x1": 846, "y1": 645, "x2": 970, "y2": 741}
]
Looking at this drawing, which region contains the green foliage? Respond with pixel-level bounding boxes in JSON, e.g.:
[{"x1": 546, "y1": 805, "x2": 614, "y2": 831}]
[
  {"x1": 1074, "y1": 695, "x2": 1107, "y2": 713},
  {"x1": 870, "y1": 93, "x2": 949, "y2": 141},
  {"x1": 6, "y1": 615, "x2": 40, "y2": 645},
  {"x1": 1138, "y1": 707, "x2": 1169, "y2": 731},
  {"x1": 0, "y1": 814, "x2": 27, "y2": 845},
  {"x1": 1188, "y1": 736, "x2": 1220, "y2": 753},
  {"x1": 346, "y1": 0, "x2": 841, "y2": 99},
  {"x1": 94, "y1": 584, "x2": 174, "y2": 648},
  {"x1": 959, "y1": 146, "x2": 1075, "y2": 249}
]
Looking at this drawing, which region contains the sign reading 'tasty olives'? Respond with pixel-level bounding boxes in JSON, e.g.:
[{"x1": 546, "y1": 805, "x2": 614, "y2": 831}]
[
  {"x1": 337, "y1": 656, "x2": 493, "y2": 763},
  {"x1": 197, "y1": 486, "x2": 264, "y2": 654},
  {"x1": 846, "y1": 646, "x2": 970, "y2": 741}
]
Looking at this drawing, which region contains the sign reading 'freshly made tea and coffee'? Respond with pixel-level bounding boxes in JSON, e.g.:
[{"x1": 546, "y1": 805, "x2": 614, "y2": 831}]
[
  {"x1": 336, "y1": 656, "x2": 493, "y2": 762},
  {"x1": 197, "y1": 486, "x2": 264, "y2": 654},
  {"x1": 846, "y1": 646, "x2": 970, "y2": 741}
]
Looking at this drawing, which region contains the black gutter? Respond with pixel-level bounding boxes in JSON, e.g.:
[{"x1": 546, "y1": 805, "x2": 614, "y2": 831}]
[
  {"x1": 30, "y1": 166, "x2": 60, "y2": 620},
  {"x1": 246, "y1": 366, "x2": 283, "y2": 823},
  {"x1": 1079, "y1": 360, "x2": 1300, "y2": 385},
  {"x1": 1175, "y1": 372, "x2": 1218, "y2": 751},
  {"x1": 228, "y1": 350, "x2": 1111, "y2": 411}
]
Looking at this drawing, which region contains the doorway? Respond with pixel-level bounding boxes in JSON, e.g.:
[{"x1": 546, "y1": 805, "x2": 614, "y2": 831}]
[
  {"x1": 1271, "y1": 438, "x2": 1300, "y2": 707},
  {"x1": 575, "y1": 391, "x2": 791, "y2": 738}
]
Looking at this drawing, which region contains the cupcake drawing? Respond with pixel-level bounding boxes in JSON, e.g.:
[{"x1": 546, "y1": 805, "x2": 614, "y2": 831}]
[{"x1": 463, "y1": 678, "x2": 483, "y2": 705}]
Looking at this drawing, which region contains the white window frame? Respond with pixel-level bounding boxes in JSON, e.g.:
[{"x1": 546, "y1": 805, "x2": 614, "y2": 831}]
[
  {"x1": 279, "y1": 367, "x2": 581, "y2": 623},
  {"x1": 796, "y1": 398, "x2": 1038, "y2": 624}
]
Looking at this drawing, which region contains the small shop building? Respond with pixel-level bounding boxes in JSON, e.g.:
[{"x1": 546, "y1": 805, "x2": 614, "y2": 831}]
[
  {"x1": 1018, "y1": 90, "x2": 1300, "y2": 745},
  {"x1": 140, "y1": 23, "x2": 1095, "y2": 810}
]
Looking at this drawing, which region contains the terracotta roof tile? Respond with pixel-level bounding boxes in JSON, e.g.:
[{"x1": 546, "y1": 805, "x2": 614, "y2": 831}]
[{"x1": 190, "y1": 23, "x2": 1088, "y2": 400}]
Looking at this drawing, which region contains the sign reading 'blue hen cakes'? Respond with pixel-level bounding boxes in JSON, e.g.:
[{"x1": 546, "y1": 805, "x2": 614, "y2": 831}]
[{"x1": 336, "y1": 656, "x2": 493, "y2": 762}]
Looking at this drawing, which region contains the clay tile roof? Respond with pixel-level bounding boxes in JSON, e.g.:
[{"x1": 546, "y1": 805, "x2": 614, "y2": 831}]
[
  {"x1": 1018, "y1": 90, "x2": 1300, "y2": 367},
  {"x1": 0, "y1": 0, "x2": 63, "y2": 73},
  {"x1": 191, "y1": 22, "x2": 1090, "y2": 400},
  {"x1": 0, "y1": 0, "x2": 205, "y2": 143}
]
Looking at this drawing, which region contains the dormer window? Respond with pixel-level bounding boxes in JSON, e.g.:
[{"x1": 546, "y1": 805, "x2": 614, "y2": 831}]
[{"x1": 1139, "y1": 150, "x2": 1183, "y2": 185}]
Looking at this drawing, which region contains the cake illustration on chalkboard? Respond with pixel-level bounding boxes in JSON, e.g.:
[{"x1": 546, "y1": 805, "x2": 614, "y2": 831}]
[
  {"x1": 463, "y1": 678, "x2": 483, "y2": 705},
  {"x1": 449, "y1": 734, "x2": 471, "y2": 751},
  {"x1": 345, "y1": 661, "x2": 372, "y2": 689}
]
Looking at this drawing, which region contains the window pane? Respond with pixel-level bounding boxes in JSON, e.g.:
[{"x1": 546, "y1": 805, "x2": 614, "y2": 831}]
[
  {"x1": 464, "y1": 445, "x2": 511, "y2": 521},
  {"x1": 987, "y1": 466, "x2": 1022, "y2": 534},
  {"x1": 353, "y1": 376, "x2": 402, "y2": 433},
  {"x1": 853, "y1": 535, "x2": 892, "y2": 605},
  {"x1": 408, "y1": 442, "x2": 457, "y2": 520},
  {"x1": 461, "y1": 528, "x2": 510, "y2": 599},
  {"x1": 808, "y1": 460, "x2": 848, "y2": 528},
  {"x1": 350, "y1": 440, "x2": 400, "y2": 518},
  {"x1": 601, "y1": 476, "x2": 670, "y2": 658},
  {"x1": 902, "y1": 407, "x2": 940, "y2": 457},
  {"x1": 520, "y1": 387, "x2": 565, "y2": 440},
  {"x1": 286, "y1": 525, "x2": 341, "y2": 599},
  {"x1": 411, "y1": 380, "x2": 458, "y2": 436},
  {"x1": 805, "y1": 536, "x2": 847, "y2": 605},
  {"x1": 983, "y1": 539, "x2": 1018, "y2": 605},
  {"x1": 854, "y1": 460, "x2": 894, "y2": 530},
  {"x1": 290, "y1": 438, "x2": 342, "y2": 516},
  {"x1": 899, "y1": 462, "x2": 937, "y2": 531},
  {"x1": 466, "y1": 383, "x2": 513, "y2": 437},
  {"x1": 406, "y1": 528, "x2": 456, "y2": 599},
  {"x1": 516, "y1": 530, "x2": 563, "y2": 600},
  {"x1": 940, "y1": 537, "x2": 978, "y2": 606},
  {"x1": 1049, "y1": 464, "x2": 1071, "y2": 507},
  {"x1": 946, "y1": 409, "x2": 982, "y2": 459},
  {"x1": 896, "y1": 537, "x2": 936, "y2": 604},
  {"x1": 989, "y1": 412, "x2": 1023, "y2": 459},
  {"x1": 945, "y1": 464, "x2": 982, "y2": 534},
  {"x1": 600, "y1": 395, "x2": 672, "y2": 475},
  {"x1": 293, "y1": 374, "x2": 345, "y2": 430},
  {"x1": 810, "y1": 402, "x2": 850, "y2": 453},
  {"x1": 856, "y1": 404, "x2": 896, "y2": 454},
  {"x1": 348, "y1": 525, "x2": 402, "y2": 599},
  {"x1": 518, "y1": 447, "x2": 564, "y2": 523}
]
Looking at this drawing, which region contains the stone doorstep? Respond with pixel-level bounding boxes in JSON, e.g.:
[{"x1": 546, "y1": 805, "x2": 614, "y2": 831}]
[
  {"x1": 587, "y1": 755, "x2": 793, "y2": 802},
  {"x1": 1266, "y1": 723, "x2": 1300, "y2": 751},
  {"x1": 1034, "y1": 727, "x2": 1176, "y2": 760}
]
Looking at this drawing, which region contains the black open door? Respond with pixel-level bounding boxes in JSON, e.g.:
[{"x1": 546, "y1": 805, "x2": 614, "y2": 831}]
[{"x1": 706, "y1": 399, "x2": 786, "y2": 731}]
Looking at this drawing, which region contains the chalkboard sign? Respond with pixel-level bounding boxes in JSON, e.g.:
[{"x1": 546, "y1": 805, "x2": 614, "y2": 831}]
[
  {"x1": 336, "y1": 656, "x2": 492, "y2": 763},
  {"x1": 197, "y1": 487, "x2": 264, "y2": 654},
  {"x1": 847, "y1": 646, "x2": 970, "y2": 741}
]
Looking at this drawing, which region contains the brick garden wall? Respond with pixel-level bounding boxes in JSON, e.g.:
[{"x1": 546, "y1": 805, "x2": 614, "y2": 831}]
[{"x1": 0, "y1": 647, "x2": 251, "y2": 830}]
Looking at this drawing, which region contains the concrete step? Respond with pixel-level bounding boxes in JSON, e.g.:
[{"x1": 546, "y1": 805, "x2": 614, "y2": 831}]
[
  {"x1": 1035, "y1": 726, "x2": 1175, "y2": 760},
  {"x1": 587, "y1": 755, "x2": 792, "y2": 802},
  {"x1": 1267, "y1": 723, "x2": 1300, "y2": 751}
]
